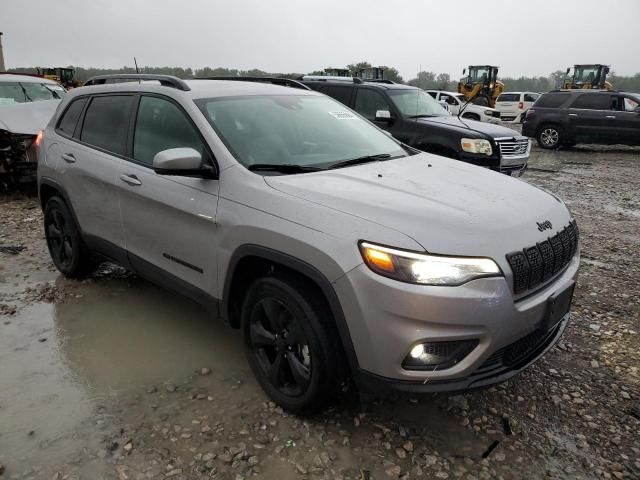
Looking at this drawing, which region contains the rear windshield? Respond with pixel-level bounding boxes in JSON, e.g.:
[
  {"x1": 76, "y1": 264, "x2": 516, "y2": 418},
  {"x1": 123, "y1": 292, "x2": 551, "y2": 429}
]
[
  {"x1": 497, "y1": 93, "x2": 520, "y2": 102},
  {"x1": 0, "y1": 81, "x2": 65, "y2": 106},
  {"x1": 534, "y1": 93, "x2": 571, "y2": 108}
]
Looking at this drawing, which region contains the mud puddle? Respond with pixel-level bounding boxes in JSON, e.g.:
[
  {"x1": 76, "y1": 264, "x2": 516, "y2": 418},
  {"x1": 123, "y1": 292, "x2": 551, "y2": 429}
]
[{"x1": 0, "y1": 275, "x2": 253, "y2": 475}]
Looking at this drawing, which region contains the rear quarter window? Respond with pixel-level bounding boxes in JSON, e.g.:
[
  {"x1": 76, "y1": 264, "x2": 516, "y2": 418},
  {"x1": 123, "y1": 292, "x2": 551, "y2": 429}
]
[
  {"x1": 56, "y1": 97, "x2": 88, "y2": 137},
  {"x1": 533, "y1": 93, "x2": 571, "y2": 108}
]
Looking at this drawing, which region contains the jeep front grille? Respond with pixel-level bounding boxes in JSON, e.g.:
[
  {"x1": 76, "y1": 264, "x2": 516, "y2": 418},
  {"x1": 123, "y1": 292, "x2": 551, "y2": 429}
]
[
  {"x1": 506, "y1": 220, "x2": 579, "y2": 294},
  {"x1": 495, "y1": 137, "x2": 531, "y2": 159}
]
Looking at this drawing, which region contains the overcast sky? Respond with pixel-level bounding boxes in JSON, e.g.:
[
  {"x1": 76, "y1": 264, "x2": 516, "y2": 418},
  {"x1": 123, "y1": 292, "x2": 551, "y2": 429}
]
[{"x1": 2, "y1": 0, "x2": 639, "y2": 79}]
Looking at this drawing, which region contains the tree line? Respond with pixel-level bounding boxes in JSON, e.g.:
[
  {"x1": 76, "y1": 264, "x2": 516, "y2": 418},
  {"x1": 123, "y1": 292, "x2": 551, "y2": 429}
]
[{"x1": 8, "y1": 62, "x2": 640, "y2": 92}]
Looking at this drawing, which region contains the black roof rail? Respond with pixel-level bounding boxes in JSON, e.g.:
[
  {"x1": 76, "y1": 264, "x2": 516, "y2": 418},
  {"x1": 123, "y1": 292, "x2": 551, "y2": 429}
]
[
  {"x1": 84, "y1": 74, "x2": 191, "y2": 91},
  {"x1": 194, "y1": 76, "x2": 310, "y2": 91}
]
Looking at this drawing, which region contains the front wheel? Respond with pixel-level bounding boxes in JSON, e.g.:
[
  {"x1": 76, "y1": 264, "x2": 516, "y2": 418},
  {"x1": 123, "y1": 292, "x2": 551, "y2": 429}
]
[
  {"x1": 537, "y1": 125, "x2": 564, "y2": 149},
  {"x1": 242, "y1": 275, "x2": 342, "y2": 414}
]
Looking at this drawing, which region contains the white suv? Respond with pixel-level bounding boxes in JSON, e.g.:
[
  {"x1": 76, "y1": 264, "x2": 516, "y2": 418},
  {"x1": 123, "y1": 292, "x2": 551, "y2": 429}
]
[
  {"x1": 496, "y1": 92, "x2": 541, "y2": 123},
  {"x1": 426, "y1": 90, "x2": 501, "y2": 123}
]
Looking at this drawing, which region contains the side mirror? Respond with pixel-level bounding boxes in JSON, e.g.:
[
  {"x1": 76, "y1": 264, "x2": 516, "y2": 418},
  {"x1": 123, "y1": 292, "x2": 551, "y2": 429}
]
[
  {"x1": 462, "y1": 69, "x2": 466, "y2": 75},
  {"x1": 439, "y1": 100, "x2": 450, "y2": 111},
  {"x1": 565, "y1": 68, "x2": 570, "y2": 74},
  {"x1": 375, "y1": 110, "x2": 392, "y2": 122},
  {"x1": 153, "y1": 148, "x2": 216, "y2": 178}
]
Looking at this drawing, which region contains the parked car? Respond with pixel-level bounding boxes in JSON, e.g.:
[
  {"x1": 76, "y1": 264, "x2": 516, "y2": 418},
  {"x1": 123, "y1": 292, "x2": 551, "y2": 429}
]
[
  {"x1": 0, "y1": 74, "x2": 65, "y2": 188},
  {"x1": 425, "y1": 90, "x2": 502, "y2": 123},
  {"x1": 495, "y1": 92, "x2": 540, "y2": 123},
  {"x1": 38, "y1": 74, "x2": 579, "y2": 413},
  {"x1": 523, "y1": 90, "x2": 640, "y2": 149},
  {"x1": 301, "y1": 77, "x2": 529, "y2": 176}
]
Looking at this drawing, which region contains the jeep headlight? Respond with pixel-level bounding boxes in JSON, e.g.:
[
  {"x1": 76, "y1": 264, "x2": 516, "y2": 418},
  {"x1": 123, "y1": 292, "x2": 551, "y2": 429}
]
[
  {"x1": 359, "y1": 242, "x2": 501, "y2": 286},
  {"x1": 461, "y1": 138, "x2": 493, "y2": 155}
]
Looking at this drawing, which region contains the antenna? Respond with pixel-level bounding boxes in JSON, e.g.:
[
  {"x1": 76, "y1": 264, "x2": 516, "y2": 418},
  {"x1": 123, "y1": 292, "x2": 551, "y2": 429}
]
[{"x1": 134, "y1": 57, "x2": 140, "y2": 84}]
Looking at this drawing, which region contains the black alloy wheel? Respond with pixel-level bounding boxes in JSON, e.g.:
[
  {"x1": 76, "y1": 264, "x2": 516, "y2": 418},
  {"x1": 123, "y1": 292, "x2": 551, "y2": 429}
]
[{"x1": 249, "y1": 296, "x2": 312, "y2": 396}]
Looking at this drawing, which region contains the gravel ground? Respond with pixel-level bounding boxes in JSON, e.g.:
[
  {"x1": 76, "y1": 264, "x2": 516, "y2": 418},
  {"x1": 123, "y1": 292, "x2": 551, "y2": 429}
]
[{"x1": 0, "y1": 144, "x2": 639, "y2": 480}]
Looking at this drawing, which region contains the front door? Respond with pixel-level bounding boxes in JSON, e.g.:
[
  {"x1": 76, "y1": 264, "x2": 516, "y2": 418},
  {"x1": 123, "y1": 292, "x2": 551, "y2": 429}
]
[
  {"x1": 616, "y1": 96, "x2": 640, "y2": 145},
  {"x1": 117, "y1": 94, "x2": 220, "y2": 298}
]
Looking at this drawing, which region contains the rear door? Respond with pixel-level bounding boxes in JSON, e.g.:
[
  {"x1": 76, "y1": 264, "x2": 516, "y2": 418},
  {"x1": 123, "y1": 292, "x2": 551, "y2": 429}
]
[
  {"x1": 117, "y1": 94, "x2": 220, "y2": 297},
  {"x1": 567, "y1": 93, "x2": 613, "y2": 141},
  {"x1": 58, "y1": 94, "x2": 134, "y2": 259}
]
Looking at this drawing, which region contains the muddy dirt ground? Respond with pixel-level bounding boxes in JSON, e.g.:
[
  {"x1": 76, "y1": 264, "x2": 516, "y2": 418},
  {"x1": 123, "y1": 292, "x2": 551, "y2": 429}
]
[{"x1": 1, "y1": 144, "x2": 639, "y2": 480}]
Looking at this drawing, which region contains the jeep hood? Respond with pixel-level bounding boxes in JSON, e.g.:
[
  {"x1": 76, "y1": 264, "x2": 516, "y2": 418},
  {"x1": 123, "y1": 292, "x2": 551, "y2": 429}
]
[
  {"x1": 0, "y1": 100, "x2": 60, "y2": 135},
  {"x1": 419, "y1": 115, "x2": 521, "y2": 138},
  {"x1": 264, "y1": 154, "x2": 573, "y2": 260}
]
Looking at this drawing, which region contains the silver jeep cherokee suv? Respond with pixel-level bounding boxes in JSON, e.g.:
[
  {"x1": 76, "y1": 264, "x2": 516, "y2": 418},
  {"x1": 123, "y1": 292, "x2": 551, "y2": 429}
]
[{"x1": 38, "y1": 74, "x2": 579, "y2": 413}]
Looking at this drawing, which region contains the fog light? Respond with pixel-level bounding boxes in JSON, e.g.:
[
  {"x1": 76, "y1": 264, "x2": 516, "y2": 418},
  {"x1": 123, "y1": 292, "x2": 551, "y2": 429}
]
[{"x1": 403, "y1": 340, "x2": 478, "y2": 370}]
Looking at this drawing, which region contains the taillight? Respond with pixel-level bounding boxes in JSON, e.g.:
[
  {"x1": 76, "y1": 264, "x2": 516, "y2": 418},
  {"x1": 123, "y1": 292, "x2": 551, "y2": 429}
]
[
  {"x1": 35, "y1": 130, "x2": 44, "y2": 147},
  {"x1": 518, "y1": 101, "x2": 524, "y2": 109},
  {"x1": 526, "y1": 109, "x2": 535, "y2": 118}
]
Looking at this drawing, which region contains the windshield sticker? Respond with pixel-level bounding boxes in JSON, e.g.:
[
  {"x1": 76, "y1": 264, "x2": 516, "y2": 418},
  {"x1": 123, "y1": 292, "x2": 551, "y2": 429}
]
[{"x1": 329, "y1": 111, "x2": 357, "y2": 120}]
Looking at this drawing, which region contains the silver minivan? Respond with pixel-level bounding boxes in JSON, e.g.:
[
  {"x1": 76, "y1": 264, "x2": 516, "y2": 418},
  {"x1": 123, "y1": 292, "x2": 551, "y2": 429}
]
[{"x1": 38, "y1": 75, "x2": 579, "y2": 413}]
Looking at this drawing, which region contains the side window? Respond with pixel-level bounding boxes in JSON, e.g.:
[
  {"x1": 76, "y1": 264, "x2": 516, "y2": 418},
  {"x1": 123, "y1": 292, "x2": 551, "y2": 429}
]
[
  {"x1": 57, "y1": 97, "x2": 88, "y2": 138},
  {"x1": 571, "y1": 94, "x2": 612, "y2": 111},
  {"x1": 326, "y1": 85, "x2": 353, "y2": 106},
  {"x1": 80, "y1": 95, "x2": 134, "y2": 155},
  {"x1": 133, "y1": 96, "x2": 206, "y2": 166},
  {"x1": 624, "y1": 97, "x2": 639, "y2": 112},
  {"x1": 441, "y1": 94, "x2": 457, "y2": 105},
  {"x1": 354, "y1": 89, "x2": 392, "y2": 120},
  {"x1": 426, "y1": 91, "x2": 437, "y2": 99},
  {"x1": 524, "y1": 93, "x2": 538, "y2": 102}
]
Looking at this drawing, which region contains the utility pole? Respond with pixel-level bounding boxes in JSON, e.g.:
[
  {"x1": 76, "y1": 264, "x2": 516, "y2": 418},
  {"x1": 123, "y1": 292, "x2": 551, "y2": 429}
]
[{"x1": 0, "y1": 33, "x2": 5, "y2": 71}]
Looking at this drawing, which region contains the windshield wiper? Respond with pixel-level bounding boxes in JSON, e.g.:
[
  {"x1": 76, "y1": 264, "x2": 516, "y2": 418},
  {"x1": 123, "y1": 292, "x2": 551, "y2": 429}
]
[
  {"x1": 327, "y1": 153, "x2": 393, "y2": 170},
  {"x1": 407, "y1": 114, "x2": 435, "y2": 118},
  {"x1": 248, "y1": 163, "x2": 322, "y2": 174}
]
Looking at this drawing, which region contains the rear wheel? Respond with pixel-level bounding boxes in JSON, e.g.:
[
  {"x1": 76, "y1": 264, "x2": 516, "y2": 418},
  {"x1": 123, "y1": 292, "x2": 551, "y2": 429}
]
[
  {"x1": 537, "y1": 125, "x2": 563, "y2": 149},
  {"x1": 44, "y1": 197, "x2": 96, "y2": 277},
  {"x1": 242, "y1": 275, "x2": 341, "y2": 414}
]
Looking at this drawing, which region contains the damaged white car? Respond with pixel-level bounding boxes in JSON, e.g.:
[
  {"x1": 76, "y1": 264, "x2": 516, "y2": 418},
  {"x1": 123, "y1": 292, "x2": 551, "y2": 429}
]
[{"x1": 0, "y1": 74, "x2": 65, "y2": 188}]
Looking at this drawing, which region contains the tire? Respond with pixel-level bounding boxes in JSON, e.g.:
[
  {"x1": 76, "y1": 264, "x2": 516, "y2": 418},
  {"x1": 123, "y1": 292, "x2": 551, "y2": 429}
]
[
  {"x1": 537, "y1": 125, "x2": 564, "y2": 149},
  {"x1": 44, "y1": 197, "x2": 96, "y2": 278},
  {"x1": 462, "y1": 113, "x2": 481, "y2": 121},
  {"x1": 241, "y1": 275, "x2": 342, "y2": 414}
]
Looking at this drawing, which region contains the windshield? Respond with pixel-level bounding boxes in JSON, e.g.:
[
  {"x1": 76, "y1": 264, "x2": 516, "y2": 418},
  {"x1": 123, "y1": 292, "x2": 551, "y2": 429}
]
[
  {"x1": 0, "y1": 81, "x2": 65, "y2": 106},
  {"x1": 197, "y1": 95, "x2": 406, "y2": 169},
  {"x1": 469, "y1": 67, "x2": 491, "y2": 83},
  {"x1": 387, "y1": 89, "x2": 449, "y2": 117},
  {"x1": 574, "y1": 67, "x2": 599, "y2": 84}
]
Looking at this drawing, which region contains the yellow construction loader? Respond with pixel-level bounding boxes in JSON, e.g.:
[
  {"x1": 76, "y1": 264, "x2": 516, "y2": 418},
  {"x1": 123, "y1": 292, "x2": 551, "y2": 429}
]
[
  {"x1": 457, "y1": 65, "x2": 504, "y2": 108},
  {"x1": 36, "y1": 67, "x2": 83, "y2": 88},
  {"x1": 562, "y1": 64, "x2": 613, "y2": 90}
]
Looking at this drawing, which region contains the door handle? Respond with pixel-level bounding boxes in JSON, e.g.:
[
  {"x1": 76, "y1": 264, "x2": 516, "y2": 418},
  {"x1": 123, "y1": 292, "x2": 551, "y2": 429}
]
[
  {"x1": 119, "y1": 174, "x2": 142, "y2": 186},
  {"x1": 605, "y1": 115, "x2": 616, "y2": 119},
  {"x1": 568, "y1": 113, "x2": 578, "y2": 117},
  {"x1": 61, "y1": 153, "x2": 76, "y2": 163}
]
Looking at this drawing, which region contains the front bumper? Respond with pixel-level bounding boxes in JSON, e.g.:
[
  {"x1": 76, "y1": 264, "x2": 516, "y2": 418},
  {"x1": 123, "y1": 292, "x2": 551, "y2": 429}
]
[{"x1": 333, "y1": 253, "x2": 579, "y2": 389}]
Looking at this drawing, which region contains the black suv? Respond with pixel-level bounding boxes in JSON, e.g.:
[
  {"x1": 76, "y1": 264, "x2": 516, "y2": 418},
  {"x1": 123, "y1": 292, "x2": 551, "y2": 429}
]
[
  {"x1": 301, "y1": 77, "x2": 530, "y2": 176},
  {"x1": 523, "y1": 90, "x2": 640, "y2": 149}
]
